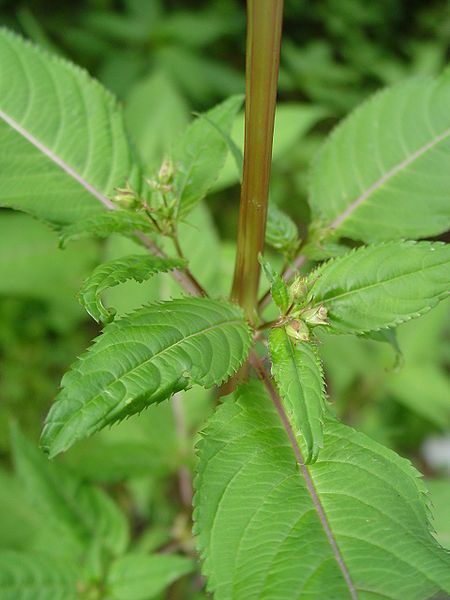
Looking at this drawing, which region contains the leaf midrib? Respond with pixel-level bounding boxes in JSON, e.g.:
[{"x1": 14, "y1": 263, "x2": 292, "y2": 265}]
[
  {"x1": 330, "y1": 126, "x2": 450, "y2": 230},
  {"x1": 311, "y1": 247, "x2": 448, "y2": 306},
  {"x1": 52, "y1": 314, "x2": 246, "y2": 446}
]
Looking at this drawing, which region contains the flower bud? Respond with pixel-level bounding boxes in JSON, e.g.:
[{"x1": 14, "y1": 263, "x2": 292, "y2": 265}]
[
  {"x1": 289, "y1": 276, "x2": 308, "y2": 304},
  {"x1": 158, "y1": 158, "x2": 174, "y2": 185},
  {"x1": 301, "y1": 304, "x2": 328, "y2": 326},
  {"x1": 285, "y1": 319, "x2": 310, "y2": 342},
  {"x1": 113, "y1": 183, "x2": 140, "y2": 209}
]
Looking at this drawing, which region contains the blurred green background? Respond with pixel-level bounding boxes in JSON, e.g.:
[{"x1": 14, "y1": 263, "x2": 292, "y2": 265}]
[{"x1": 0, "y1": 1, "x2": 449, "y2": 597}]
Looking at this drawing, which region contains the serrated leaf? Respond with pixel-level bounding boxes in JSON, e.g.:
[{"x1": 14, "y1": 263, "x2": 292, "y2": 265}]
[
  {"x1": 309, "y1": 75, "x2": 450, "y2": 243},
  {"x1": 308, "y1": 241, "x2": 450, "y2": 334},
  {"x1": 11, "y1": 426, "x2": 129, "y2": 556},
  {"x1": 0, "y1": 28, "x2": 139, "y2": 225},
  {"x1": 269, "y1": 330, "x2": 326, "y2": 463},
  {"x1": 107, "y1": 553, "x2": 194, "y2": 600},
  {"x1": 58, "y1": 210, "x2": 155, "y2": 247},
  {"x1": 79, "y1": 254, "x2": 185, "y2": 323},
  {"x1": 0, "y1": 551, "x2": 78, "y2": 600},
  {"x1": 174, "y1": 95, "x2": 243, "y2": 218},
  {"x1": 194, "y1": 380, "x2": 450, "y2": 600},
  {"x1": 427, "y1": 480, "x2": 450, "y2": 550},
  {"x1": 265, "y1": 204, "x2": 299, "y2": 255},
  {"x1": 41, "y1": 297, "x2": 252, "y2": 456}
]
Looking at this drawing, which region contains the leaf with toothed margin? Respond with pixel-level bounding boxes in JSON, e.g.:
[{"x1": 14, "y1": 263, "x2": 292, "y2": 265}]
[
  {"x1": 58, "y1": 211, "x2": 155, "y2": 247},
  {"x1": 194, "y1": 380, "x2": 450, "y2": 600},
  {"x1": 79, "y1": 254, "x2": 185, "y2": 323},
  {"x1": 0, "y1": 551, "x2": 79, "y2": 600},
  {"x1": 40, "y1": 298, "x2": 252, "y2": 457},
  {"x1": 308, "y1": 74, "x2": 450, "y2": 243},
  {"x1": 0, "y1": 28, "x2": 140, "y2": 225},
  {"x1": 307, "y1": 241, "x2": 450, "y2": 335},
  {"x1": 269, "y1": 329, "x2": 327, "y2": 463}
]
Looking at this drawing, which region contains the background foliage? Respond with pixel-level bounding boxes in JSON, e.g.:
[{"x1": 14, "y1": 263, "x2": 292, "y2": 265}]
[{"x1": 0, "y1": 1, "x2": 449, "y2": 598}]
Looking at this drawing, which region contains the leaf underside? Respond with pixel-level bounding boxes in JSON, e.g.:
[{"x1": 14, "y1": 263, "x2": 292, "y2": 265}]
[
  {"x1": 194, "y1": 381, "x2": 450, "y2": 600},
  {"x1": 0, "y1": 28, "x2": 139, "y2": 224},
  {"x1": 41, "y1": 297, "x2": 252, "y2": 457},
  {"x1": 309, "y1": 75, "x2": 450, "y2": 242},
  {"x1": 308, "y1": 241, "x2": 450, "y2": 334}
]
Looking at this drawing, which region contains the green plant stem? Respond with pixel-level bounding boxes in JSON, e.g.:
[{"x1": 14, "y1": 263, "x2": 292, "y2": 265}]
[{"x1": 231, "y1": 0, "x2": 284, "y2": 324}]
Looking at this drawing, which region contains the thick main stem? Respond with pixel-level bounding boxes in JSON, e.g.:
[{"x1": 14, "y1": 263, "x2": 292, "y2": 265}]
[{"x1": 231, "y1": 0, "x2": 284, "y2": 323}]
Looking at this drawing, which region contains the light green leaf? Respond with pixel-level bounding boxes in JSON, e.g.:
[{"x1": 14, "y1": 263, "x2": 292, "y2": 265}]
[
  {"x1": 79, "y1": 254, "x2": 185, "y2": 323},
  {"x1": 308, "y1": 241, "x2": 450, "y2": 334},
  {"x1": 0, "y1": 551, "x2": 78, "y2": 600},
  {"x1": 175, "y1": 95, "x2": 243, "y2": 218},
  {"x1": 214, "y1": 103, "x2": 327, "y2": 190},
  {"x1": 269, "y1": 330, "x2": 326, "y2": 463},
  {"x1": 107, "y1": 553, "x2": 194, "y2": 600},
  {"x1": 194, "y1": 381, "x2": 450, "y2": 599},
  {"x1": 0, "y1": 28, "x2": 139, "y2": 225},
  {"x1": 41, "y1": 297, "x2": 252, "y2": 456},
  {"x1": 387, "y1": 364, "x2": 450, "y2": 428},
  {"x1": 125, "y1": 70, "x2": 189, "y2": 169},
  {"x1": 0, "y1": 212, "x2": 98, "y2": 328},
  {"x1": 309, "y1": 75, "x2": 450, "y2": 243},
  {"x1": 427, "y1": 480, "x2": 450, "y2": 550},
  {"x1": 12, "y1": 426, "x2": 129, "y2": 556},
  {"x1": 58, "y1": 210, "x2": 155, "y2": 247},
  {"x1": 265, "y1": 204, "x2": 299, "y2": 256}
]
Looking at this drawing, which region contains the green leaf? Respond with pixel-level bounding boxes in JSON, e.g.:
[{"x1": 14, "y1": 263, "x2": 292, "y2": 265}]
[
  {"x1": 269, "y1": 330, "x2": 326, "y2": 463},
  {"x1": 259, "y1": 256, "x2": 290, "y2": 314},
  {"x1": 0, "y1": 28, "x2": 139, "y2": 225},
  {"x1": 79, "y1": 254, "x2": 185, "y2": 323},
  {"x1": 194, "y1": 381, "x2": 450, "y2": 599},
  {"x1": 309, "y1": 75, "x2": 450, "y2": 243},
  {"x1": 427, "y1": 480, "x2": 450, "y2": 550},
  {"x1": 265, "y1": 204, "x2": 299, "y2": 256},
  {"x1": 58, "y1": 210, "x2": 155, "y2": 247},
  {"x1": 107, "y1": 553, "x2": 194, "y2": 600},
  {"x1": 41, "y1": 297, "x2": 252, "y2": 456},
  {"x1": 308, "y1": 241, "x2": 450, "y2": 334},
  {"x1": 174, "y1": 95, "x2": 243, "y2": 218},
  {"x1": 0, "y1": 212, "x2": 99, "y2": 329},
  {"x1": 386, "y1": 364, "x2": 450, "y2": 428},
  {"x1": 11, "y1": 425, "x2": 129, "y2": 556},
  {"x1": 0, "y1": 551, "x2": 78, "y2": 600}
]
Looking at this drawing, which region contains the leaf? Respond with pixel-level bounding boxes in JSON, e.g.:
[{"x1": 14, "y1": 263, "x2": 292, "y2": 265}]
[
  {"x1": 0, "y1": 28, "x2": 139, "y2": 225},
  {"x1": 79, "y1": 254, "x2": 185, "y2": 323},
  {"x1": 107, "y1": 553, "x2": 194, "y2": 600},
  {"x1": 259, "y1": 256, "x2": 290, "y2": 314},
  {"x1": 386, "y1": 364, "x2": 450, "y2": 428},
  {"x1": 0, "y1": 212, "x2": 99, "y2": 329},
  {"x1": 174, "y1": 95, "x2": 243, "y2": 218},
  {"x1": 265, "y1": 204, "x2": 299, "y2": 256},
  {"x1": 427, "y1": 480, "x2": 450, "y2": 550},
  {"x1": 214, "y1": 103, "x2": 327, "y2": 191},
  {"x1": 194, "y1": 380, "x2": 450, "y2": 600},
  {"x1": 58, "y1": 210, "x2": 155, "y2": 247},
  {"x1": 309, "y1": 75, "x2": 450, "y2": 243},
  {"x1": 308, "y1": 241, "x2": 450, "y2": 334},
  {"x1": 41, "y1": 297, "x2": 252, "y2": 457},
  {"x1": 0, "y1": 551, "x2": 78, "y2": 600},
  {"x1": 11, "y1": 425, "x2": 129, "y2": 556},
  {"x1": 125, "y1": 70, "x2": 189, "y2": 169},
  {"x1": 269, "y1": 330, "x2": 326, "y2": 463}
]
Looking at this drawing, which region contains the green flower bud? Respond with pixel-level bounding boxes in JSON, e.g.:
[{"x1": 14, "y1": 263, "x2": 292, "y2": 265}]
[
  {"x1": 301, "y1": 304, "x2": 328, "y2": 326},
  {"x1": 289, "y1": 276, "x2": 308, "y2": 304},
  {"x1": 112, "y1": 183, "x2": 140, "y2": 209},
  {"x1": 158, "y1": 158, "x2": 175, "y2": 185},
  {"x1": 285, "y1": 319, "x2": 310, "y2": 342}
]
